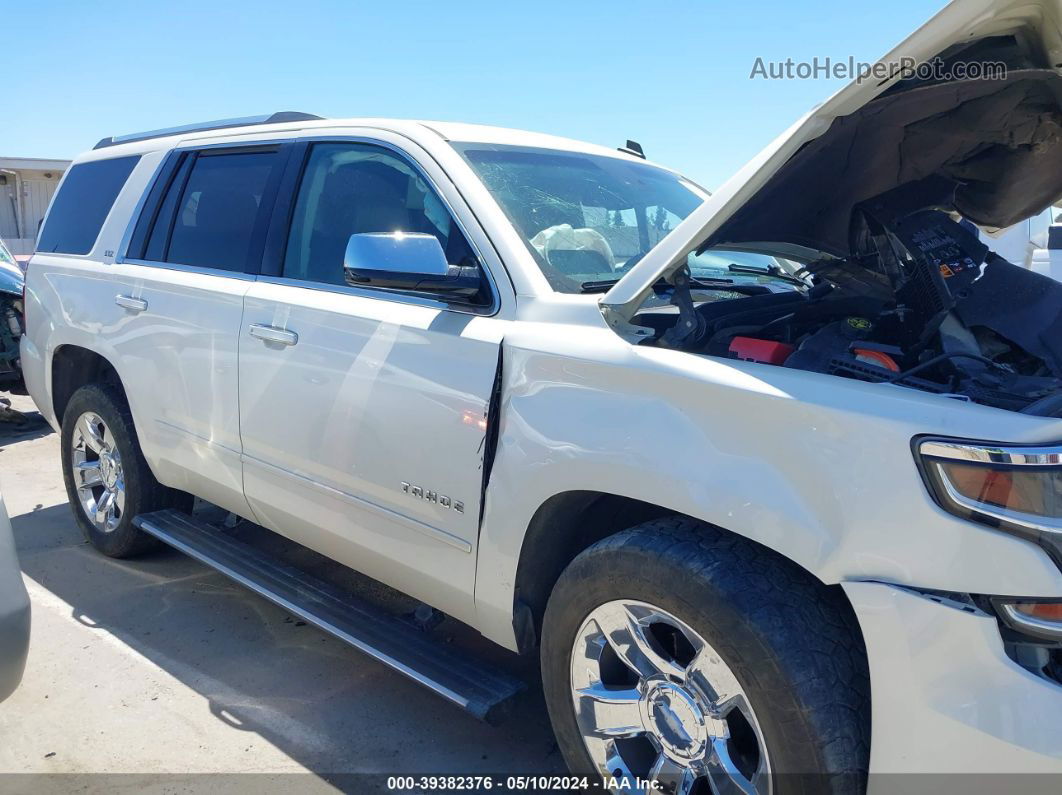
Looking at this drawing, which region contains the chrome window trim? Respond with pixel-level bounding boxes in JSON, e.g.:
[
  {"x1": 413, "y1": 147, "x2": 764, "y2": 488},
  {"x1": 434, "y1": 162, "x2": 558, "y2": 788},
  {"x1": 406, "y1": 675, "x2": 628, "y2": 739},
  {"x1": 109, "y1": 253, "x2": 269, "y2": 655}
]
[
  {"x1": 254, "y1": 274, "x2": 495, "y2": 315},
  {"x1": 919, "y1": 439, "x2": 1062, "y2": 467},
  {"x1": 118, "y1": 258, "x2": 258, "y2": 281},
  {"x1": 272, "y1": 134, "x2": 502, "y2": 317}
]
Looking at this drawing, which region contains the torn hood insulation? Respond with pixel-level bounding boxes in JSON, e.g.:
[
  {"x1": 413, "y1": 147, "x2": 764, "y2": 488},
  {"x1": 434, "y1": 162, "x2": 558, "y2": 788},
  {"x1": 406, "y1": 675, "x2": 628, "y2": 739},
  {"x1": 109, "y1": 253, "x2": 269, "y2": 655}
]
[
  {"x1": 713, "y1": 70, "x2": 1062, "y2": 255},
  {"x1": 601, "y1": 0, "x2": 1062, "y2": 329}
]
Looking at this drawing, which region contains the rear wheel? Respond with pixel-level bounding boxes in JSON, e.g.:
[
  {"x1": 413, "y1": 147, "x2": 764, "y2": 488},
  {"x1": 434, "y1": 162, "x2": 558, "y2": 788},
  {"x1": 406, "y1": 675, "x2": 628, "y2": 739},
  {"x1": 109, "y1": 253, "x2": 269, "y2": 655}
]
[
  {"x1": 61, "y1": 383, "x2": 188, "y2": 557},
  {"x1": 541, "y1": 517, "x2": 870, "y2": 794}
]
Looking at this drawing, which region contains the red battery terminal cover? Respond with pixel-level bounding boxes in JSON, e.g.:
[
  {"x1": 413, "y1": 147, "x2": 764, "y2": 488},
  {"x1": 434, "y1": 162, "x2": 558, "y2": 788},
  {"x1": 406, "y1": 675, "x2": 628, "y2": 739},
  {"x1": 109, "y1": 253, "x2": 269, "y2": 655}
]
[{"x1": 728, "y1": 337, "x2": 796, "y2": 365}]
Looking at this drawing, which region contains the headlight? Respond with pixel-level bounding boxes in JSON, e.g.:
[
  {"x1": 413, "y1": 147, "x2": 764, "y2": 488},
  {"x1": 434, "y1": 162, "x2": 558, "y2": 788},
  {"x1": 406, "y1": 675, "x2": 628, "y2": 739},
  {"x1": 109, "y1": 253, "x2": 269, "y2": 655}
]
[{"x1": 916, "y1": 438, "x2": 1062, "y2": 566}]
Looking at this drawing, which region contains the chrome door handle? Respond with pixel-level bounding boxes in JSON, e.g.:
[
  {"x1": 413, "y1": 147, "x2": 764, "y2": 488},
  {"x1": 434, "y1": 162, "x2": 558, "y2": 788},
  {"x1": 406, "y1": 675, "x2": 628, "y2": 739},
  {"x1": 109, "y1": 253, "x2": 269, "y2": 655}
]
[
  {"x1": 115, "y1": 294, "x2": 148, "y2": 313},
  {"x1": 248, "y1": 324, "x2": 298, "y2": 346}
]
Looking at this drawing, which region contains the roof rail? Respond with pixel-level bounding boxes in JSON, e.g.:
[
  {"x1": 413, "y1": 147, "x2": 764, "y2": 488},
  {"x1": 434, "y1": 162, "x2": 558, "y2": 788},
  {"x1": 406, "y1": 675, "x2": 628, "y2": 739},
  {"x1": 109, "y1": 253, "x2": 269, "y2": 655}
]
[{"x1": 93, "y1": 112, "x2": 325, "y2": 150}]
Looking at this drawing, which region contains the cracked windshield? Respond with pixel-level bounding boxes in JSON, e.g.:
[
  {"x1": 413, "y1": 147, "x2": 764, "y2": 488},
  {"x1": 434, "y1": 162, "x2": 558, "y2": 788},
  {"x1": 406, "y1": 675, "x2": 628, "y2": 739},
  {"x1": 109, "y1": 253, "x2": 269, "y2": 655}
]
[{"x1": 457, "y1": 143, "x2": 804, "y2": 297}]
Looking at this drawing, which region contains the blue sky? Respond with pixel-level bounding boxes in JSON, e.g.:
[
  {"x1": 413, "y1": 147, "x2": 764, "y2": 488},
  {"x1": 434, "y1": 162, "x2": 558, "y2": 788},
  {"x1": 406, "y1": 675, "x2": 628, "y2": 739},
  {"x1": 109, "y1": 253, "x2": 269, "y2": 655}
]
[{"x1": 6, "y1": 0, "x2": 944, "y2": 189}]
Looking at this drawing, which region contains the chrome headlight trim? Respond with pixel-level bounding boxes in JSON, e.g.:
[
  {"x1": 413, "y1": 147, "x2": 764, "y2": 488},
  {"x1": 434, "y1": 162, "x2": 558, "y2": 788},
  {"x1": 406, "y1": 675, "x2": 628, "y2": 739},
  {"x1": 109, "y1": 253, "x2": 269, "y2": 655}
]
[
  {"x1": 931, "y1": 460, "x2": 1062, "y2": 536},
  {"x1": 919, "y1": 439, "x2": 1062, "y2": 467},
  {"x1": 996, "y1": 600, "x2": 1062, "y2": 643},
  {"x1": 914, "y1": 435, "x2": 1062, "y2": 572}
]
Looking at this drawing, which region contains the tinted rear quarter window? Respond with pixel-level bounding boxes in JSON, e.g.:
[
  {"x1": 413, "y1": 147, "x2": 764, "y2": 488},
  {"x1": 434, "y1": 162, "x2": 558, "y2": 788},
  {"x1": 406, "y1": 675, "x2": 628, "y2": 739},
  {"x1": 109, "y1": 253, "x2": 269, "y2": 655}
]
[{"x1": 37, "y1": 156, "x2": 140, "y2": 255}]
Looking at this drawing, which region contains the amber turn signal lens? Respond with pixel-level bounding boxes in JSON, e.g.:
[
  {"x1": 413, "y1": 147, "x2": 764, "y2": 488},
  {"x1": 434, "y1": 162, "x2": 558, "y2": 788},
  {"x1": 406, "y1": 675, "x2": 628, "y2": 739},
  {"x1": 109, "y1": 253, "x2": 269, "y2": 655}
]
[
  {"x1": 996, "y1": 600, "x2": 1062, "y2": 640},
  {"x1": 1013, "y1": 602, "x2": 1062, "y2": 622},
  {"x1": 938, "y1": 461, "x2": 1061, "y2": 520}
]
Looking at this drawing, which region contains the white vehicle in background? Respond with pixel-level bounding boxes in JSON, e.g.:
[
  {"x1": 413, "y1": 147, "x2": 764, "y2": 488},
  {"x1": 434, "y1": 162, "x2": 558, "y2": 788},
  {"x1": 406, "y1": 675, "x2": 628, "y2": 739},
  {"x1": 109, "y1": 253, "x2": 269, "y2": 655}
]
[
  {"x1": 19, "y1": 0, "x2": 1062, "y2": 790},
  {"x1": 1029, "y1": 217, "x2": 1062, "y2": 283},
  {"x1": 983, "y1": 207, "x2": 1054, "y2": 268}
]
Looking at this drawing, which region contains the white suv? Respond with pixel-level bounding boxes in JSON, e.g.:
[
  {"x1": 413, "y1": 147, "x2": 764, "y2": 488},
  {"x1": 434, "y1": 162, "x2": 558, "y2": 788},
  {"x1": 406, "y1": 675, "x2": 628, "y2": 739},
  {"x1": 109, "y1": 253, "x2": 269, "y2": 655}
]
[{"x1": 21, "y1": 0, "x2": 1062, "y2": 789}]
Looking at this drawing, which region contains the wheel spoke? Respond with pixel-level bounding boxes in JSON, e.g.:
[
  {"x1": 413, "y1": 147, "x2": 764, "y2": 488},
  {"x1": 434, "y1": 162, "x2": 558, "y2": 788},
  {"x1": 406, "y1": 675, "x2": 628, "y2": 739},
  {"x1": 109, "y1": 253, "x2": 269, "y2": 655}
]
[
  {"x1": 687, "y1": 645, "x2": 744, "y2": 709},
  {"x1": 114, "y1": 482, "x2": 126, "y2": 514},
  {"x1": 575, "y1": 683, "x2": 644, "y2": 738},
  {"x1": 94, "y1": 490, "x2": 115, "y2": 525},
  {"x1": 78, "y1": 415, "x2": 106, "y2": 452},
  {"x1": 572, "y1": 601, "x2": 771, "y2": 795},
  {"x1": 705, "y1": 737, "x2": 758, "y2": 795},
  {"x1": 648, "y1": 754, "x2": 697, "y2": 795},
  {"x1": 603, "y1": 741, "x2": 653, "y2": 794},
  {"x1": 593, "y1": 602, "x2": 686, "y2": 680},
  {"x1": 76, "y1": 460, "x2": 103, "y2": 489}
]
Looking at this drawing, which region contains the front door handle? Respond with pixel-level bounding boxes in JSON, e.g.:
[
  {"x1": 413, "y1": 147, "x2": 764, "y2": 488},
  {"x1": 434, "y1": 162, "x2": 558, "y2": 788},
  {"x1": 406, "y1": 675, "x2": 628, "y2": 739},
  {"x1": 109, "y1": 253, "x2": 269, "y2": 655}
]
[
  {"x1": 115, "y1": 294, "x2": 148, "y2": 313},
  {"x1": 248, "y1": 323, "x2": 298, "y2": 346}
]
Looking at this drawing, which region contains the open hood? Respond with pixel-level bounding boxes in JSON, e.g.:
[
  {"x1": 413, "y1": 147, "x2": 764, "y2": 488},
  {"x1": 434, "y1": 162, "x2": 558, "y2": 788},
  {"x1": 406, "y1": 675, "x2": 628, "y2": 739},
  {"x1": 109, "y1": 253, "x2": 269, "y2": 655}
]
[{"x1": 601, "y1": 0, "x2": 1062, "y2": 330}]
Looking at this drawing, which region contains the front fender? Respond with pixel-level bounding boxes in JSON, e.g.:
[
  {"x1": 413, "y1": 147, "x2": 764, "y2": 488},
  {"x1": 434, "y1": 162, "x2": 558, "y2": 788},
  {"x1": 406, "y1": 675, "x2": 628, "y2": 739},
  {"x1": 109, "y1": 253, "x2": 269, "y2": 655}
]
[{"x1": 473, "y1": 327, "x2": 1062, "y2": 650}]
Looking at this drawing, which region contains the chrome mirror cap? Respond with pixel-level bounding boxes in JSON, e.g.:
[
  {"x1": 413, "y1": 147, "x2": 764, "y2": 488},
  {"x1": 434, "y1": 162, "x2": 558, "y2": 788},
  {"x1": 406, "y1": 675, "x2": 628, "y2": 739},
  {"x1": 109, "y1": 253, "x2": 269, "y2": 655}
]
[{"x1": 343, "y1": 232, "x2": 449, "y2": 278}]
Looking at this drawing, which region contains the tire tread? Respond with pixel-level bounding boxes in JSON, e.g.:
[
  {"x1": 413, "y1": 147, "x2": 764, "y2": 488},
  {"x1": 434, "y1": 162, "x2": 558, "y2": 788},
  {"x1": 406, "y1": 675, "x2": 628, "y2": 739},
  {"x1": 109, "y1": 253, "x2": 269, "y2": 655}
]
[
  {"x1": 541, "y1": 516, "x2": 870, "y2": 793},
  {"x1": 60, "y1": 382, "x2": 187, "y2": 558}
]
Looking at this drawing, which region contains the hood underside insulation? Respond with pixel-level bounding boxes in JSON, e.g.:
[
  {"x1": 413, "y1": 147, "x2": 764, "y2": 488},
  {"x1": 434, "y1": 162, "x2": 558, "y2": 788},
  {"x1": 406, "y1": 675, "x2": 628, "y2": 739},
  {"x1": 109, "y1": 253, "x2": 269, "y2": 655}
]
[{"x1": 711, "y1": 69, "x2": 1062, "y2": 256}]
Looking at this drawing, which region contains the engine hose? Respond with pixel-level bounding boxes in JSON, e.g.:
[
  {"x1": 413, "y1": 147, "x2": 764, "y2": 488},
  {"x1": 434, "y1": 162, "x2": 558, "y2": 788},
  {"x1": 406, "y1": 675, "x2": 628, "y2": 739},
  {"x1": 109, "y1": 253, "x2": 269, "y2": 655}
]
[{"x1": 884, "y1": 352, "x2": 1007, "y2": 384}]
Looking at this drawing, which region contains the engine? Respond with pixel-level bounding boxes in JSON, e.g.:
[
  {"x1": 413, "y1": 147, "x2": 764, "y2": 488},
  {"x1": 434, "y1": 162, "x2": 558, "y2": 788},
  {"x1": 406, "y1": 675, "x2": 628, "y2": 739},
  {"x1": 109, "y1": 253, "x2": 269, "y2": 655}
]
[{"x1": 648, "y1": 208, "x2": 1062, "y2": 417}]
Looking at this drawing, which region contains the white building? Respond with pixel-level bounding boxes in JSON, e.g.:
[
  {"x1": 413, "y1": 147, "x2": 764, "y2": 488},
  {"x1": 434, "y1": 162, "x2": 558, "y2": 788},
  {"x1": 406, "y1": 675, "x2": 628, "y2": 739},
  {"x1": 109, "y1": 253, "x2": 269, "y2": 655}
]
[{"x1": 0, "y1": 156, "x2": 71, "y2": 256}]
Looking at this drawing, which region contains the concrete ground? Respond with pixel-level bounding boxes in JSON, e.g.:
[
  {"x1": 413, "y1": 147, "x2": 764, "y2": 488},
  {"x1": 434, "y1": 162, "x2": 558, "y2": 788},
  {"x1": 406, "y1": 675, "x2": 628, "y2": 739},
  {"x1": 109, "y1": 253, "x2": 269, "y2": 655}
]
[{"x1": 0, "y1": 392, "x2": 563, "y2": 793}]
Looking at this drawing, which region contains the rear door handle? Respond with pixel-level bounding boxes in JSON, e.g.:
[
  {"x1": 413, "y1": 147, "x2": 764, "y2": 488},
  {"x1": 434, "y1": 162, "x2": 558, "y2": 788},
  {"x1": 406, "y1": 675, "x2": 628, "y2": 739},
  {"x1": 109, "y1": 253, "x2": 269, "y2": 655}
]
[
  {"x1": 248, "y1": 323, "x2": 298, "y2": 346},
  {"x1": 115, "y1": 294, "x2": 148, "y2": 313}
]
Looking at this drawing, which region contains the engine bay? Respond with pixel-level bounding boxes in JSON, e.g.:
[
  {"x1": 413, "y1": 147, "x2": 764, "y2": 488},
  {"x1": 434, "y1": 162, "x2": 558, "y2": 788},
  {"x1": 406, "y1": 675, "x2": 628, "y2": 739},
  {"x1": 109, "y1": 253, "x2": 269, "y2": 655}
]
[{"x1": 638, "y1": 200, "x2": 1062, "y2": 417}]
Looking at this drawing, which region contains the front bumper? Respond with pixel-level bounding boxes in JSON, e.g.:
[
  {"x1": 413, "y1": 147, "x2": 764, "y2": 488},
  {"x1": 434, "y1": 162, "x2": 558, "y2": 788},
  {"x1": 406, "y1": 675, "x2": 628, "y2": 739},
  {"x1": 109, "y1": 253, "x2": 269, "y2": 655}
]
[{"x1": 844, "y1": 581, "x2": 1062, "y2": 780}]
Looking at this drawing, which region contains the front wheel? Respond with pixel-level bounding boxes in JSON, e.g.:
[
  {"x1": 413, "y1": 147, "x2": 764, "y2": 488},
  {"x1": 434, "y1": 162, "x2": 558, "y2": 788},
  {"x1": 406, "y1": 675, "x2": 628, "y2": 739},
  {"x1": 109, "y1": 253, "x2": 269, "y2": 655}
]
[
  {"x1": 541, "y1": 517, "x2": 870, "y2": 795},
  {"x1": 60, "y1": 383, "x2": 188, "y2": 557}
]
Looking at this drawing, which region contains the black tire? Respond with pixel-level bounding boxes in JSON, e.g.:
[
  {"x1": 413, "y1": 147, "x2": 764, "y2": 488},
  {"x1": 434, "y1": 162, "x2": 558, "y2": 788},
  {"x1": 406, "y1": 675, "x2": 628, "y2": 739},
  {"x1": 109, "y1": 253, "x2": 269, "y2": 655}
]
[
  {"x1": 60, "y1": 383, "x2": 189, "y2": 558},
  {"x1": 541, "y1": 516, "x2": 870, "y2": 794}
]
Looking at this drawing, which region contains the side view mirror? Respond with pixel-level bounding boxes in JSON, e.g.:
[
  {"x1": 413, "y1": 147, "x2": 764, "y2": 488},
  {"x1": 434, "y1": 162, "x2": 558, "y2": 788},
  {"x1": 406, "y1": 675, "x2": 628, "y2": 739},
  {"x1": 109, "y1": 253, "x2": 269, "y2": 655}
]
[{"x1": 343, "y1": 233, "x2": 482, "y2": 301}]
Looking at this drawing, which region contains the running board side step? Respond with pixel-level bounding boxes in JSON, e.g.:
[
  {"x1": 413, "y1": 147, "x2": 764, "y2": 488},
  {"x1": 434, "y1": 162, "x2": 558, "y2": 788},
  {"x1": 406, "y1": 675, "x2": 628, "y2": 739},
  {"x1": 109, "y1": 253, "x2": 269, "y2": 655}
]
[{"x1": 134, "y1": 509, "x2": 525, "y2": 723}]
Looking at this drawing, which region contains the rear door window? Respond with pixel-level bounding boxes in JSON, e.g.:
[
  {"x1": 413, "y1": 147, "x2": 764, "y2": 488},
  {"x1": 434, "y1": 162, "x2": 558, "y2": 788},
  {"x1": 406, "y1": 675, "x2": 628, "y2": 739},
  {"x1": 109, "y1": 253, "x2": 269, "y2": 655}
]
[
  {"x1": 37, "y1": 156, "x2": 140, "y2": 255},
  {"x1": 139, "y1": 148, "x2": 282, "y2": 272}
]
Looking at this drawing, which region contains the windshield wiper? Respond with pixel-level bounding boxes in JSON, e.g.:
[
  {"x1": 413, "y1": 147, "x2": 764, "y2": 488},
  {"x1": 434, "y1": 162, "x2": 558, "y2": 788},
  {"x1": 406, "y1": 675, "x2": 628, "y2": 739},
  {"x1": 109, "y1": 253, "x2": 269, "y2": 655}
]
[
  {"x1": 580, "y1": 276, "x2": 756, "y2": 294},
  {"x1": 579, "y1": 279, "x2": 623, "y2": 293},
  {"x1": 727, "y1": 263, "x2": 808, "y2": 287}
]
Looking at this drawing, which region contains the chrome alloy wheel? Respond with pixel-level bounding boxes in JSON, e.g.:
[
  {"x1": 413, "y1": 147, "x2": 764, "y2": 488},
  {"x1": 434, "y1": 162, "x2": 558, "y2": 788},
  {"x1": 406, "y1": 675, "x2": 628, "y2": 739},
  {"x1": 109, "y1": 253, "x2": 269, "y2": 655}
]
[
  {"x1": 70, "y1": 411, "x2": 126, "y2": 532},
  {"x1": 571, "y1": 600, "x2": 770, "y2": 795}
]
